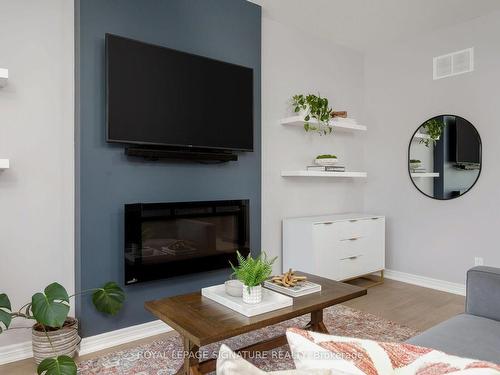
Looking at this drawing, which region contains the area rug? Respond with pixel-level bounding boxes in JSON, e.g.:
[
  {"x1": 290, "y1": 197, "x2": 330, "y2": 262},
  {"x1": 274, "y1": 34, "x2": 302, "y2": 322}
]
[{"x1": 77, "y1": 305, "x2": 419, "y2": 374}]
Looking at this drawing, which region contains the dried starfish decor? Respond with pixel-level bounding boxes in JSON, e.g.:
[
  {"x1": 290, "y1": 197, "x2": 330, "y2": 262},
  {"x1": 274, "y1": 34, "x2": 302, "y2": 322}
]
[{"x1": 270, "y1": 269, "x2": 307, "y2": 287}]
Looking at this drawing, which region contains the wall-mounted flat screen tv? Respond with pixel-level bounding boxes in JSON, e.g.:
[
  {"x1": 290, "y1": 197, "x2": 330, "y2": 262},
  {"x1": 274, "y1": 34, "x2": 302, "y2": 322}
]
[
  {"x1": 106, "y1": 34, "x2": 254, "y2": 151},
  {"x1": 454, "y1": 118, "x2": 481, "y2": 164}
]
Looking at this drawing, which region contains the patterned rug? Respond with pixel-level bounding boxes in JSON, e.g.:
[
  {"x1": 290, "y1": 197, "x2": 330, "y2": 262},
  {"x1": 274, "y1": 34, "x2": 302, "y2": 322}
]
[{"x1": 77, "y1": 305, "x2": 419, "y2": 374}]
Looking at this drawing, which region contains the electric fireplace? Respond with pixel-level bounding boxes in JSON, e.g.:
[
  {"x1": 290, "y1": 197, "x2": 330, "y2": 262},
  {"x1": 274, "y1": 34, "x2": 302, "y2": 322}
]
[{"x1": 124, "y1": 200, "x2": 250, "y2": 284}]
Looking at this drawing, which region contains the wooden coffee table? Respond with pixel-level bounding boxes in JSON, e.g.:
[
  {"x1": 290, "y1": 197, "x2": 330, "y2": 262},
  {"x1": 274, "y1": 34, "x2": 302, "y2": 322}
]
[{"x1": 145, "y1": 272, "x2": 366, "y2": 375}]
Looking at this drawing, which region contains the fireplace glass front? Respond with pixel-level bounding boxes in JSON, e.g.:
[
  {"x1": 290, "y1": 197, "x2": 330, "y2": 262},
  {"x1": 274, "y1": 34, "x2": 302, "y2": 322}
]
[{"x1": 124, "y1": 200, "x2": 250, "y2": 284}]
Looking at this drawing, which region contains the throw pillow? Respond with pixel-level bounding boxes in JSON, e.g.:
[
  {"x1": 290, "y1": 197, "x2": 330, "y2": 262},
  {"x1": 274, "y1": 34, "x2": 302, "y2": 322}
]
[
  {"x1": 216, "y1": 344, "x2": 334, "y2": 375},
  {"x1": 286, "y1": 328, "x2": 500, "y2": 374}
]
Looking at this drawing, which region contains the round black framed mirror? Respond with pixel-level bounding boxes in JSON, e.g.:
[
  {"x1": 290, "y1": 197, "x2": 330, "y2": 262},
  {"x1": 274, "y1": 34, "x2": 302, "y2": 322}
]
[{"x1": 408, "y1": 115, "x2": 482, "y2": 200}]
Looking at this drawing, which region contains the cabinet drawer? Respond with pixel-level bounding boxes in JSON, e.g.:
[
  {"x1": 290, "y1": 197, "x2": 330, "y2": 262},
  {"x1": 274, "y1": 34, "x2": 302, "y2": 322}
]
[
  {"x1": 313, "y1": 218, "x2": 383, "y2": 258},
  {"x1": 337, "y1": 250, "x2": 384, "y2": 281},
  {"x1": 334, "y1": 219, "x2": 372, "y2": 239},
  {"x1": 313, "y1": 218, "x2": 380, "y2": 242},
  {"x1": 337, "y1": 254, "x2": 365, "y2": 280},
  {"x1": 337, "y1": 236, "x2": 369, "y2": 259}
]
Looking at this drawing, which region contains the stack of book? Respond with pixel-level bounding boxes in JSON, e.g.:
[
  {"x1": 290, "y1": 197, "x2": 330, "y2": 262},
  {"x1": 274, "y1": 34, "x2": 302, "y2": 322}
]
[
  {"x1": 411, "y1": 167, "x2": 426, "y2": 173},
  {"x1": 263, "y1": 280, "x2": 322, "y2": 297},
  {"x1": 307, "y1": 165, "x2": 346, "y2": 172}
]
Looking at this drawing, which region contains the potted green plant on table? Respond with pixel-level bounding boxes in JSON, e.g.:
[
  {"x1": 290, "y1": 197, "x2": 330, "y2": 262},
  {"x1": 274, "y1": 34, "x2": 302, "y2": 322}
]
[
  {"x1": 291, "y1": 94, "x2": 333, "y2": 135},
  {"x1": 230, "y1": 251, "x2": 276, "y2": 304},
  {"x1": 0, "y1": 282, "x2": 125, "y2": 375}
]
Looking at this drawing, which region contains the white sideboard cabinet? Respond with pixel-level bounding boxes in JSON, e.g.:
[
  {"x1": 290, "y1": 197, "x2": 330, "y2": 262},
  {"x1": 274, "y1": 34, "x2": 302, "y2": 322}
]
[{"x1": 283, "y1": 213, "x2": 385, "y2": 282}]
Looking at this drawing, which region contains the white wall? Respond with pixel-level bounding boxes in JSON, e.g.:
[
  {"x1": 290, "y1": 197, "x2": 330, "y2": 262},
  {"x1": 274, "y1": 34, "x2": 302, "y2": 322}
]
[
  {"x1": 0, "y1": 0, "x2": 74, "y2": 347},
  {"x1": 261, "y1": 17, "x2": 366, "y2": 273},
  {"x1": 364, "y1": 10, "x2": 500, "y2": 284}
]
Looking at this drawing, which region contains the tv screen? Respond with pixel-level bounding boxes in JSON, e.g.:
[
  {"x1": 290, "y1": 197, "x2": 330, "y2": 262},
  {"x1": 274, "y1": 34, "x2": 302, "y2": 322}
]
[
  {"x1": 106, "y1": 34, "x2": 254, "y2": 151},
  {"x1": 454, "y1": 118, "x2": 481, "y2": 164}
]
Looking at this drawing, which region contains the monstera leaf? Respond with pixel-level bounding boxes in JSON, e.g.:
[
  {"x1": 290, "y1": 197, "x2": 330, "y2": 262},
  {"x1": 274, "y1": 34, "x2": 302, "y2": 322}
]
[
  {"x1": 37, "y1": 356, "x2": 77, "y2": 375},
  {"x1": 92, "y1": 282, "x2": 125, "y2": 315},
  {"x1": 0, "y1": 293, "x2": 12, "y2": 333},
  {"x1": 32, "y1": 283, "x2": 70, "y2": 328}
]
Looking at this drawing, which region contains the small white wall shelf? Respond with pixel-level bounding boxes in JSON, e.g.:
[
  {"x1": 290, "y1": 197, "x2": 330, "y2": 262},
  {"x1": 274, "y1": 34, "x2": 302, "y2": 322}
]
[
  {"x1": 0, "y1": 159, "x2": 10, "y2": 170},
  {"x1": 281, "y1": 170, "x2": 367, "y2": 178},
  {"x1": 280, "y1": 116, "x2": 367, "y2": 131},
  {"x1": 413, "y1": 132, "x2": 430, "y2": 140},
  {"x1": 0, "y1": 68, "x2": 8, "y2": 88},
  {"x1": 412, "y1": 133, "x2": 440, "y2": 141},
  {"x1": 410, "y1": 172, "x2": 439, "y2": 178}
]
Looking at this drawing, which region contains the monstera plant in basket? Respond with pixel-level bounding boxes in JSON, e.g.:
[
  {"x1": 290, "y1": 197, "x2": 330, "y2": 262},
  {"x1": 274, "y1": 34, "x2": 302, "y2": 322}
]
[{"x1": 0, "y1": 281, "x2": 125, "y2": 375}]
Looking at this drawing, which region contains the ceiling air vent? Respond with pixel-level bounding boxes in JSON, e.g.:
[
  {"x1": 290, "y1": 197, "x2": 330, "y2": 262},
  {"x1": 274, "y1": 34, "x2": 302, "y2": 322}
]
[{"x1": 433, "y1": 48, "x2": 474, "y2": 80}]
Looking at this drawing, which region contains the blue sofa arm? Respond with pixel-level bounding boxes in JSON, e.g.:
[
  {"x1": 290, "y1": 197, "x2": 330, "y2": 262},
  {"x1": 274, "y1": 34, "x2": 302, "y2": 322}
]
[{"x1": 466, "y1": 266, "x2": 500, "y2": 322}]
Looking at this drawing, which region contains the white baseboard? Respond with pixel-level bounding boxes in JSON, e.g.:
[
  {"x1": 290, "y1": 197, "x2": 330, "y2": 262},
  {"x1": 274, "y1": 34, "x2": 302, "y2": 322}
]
[
  {"x1": 0, "y1": 320, "x2": 172, "y2": 365},
  {"x1": 384, "y1": 269, "x2": 466, "y2": 296},
  {"x1": 0, "y1": 341, "x2": 33, "y2": 365},
  {"x1": 79, "y1": 319, "x2": 172, "y2": 356}
]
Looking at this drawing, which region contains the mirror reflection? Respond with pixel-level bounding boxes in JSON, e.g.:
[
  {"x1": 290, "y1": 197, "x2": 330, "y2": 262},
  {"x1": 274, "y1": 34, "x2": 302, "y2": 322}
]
[{"x1": 408, "y1": 115, "x2": 481, "y2": 200}]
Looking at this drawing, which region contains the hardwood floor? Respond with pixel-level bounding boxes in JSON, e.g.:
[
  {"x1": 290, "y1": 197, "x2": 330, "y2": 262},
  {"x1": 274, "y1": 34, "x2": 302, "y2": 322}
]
[
  {"x1": 0, "y1": 279, "x2": 465, "y2": 374},
  {"x1": 344, "y1": 278, "x2": 465, "y2": 331}
]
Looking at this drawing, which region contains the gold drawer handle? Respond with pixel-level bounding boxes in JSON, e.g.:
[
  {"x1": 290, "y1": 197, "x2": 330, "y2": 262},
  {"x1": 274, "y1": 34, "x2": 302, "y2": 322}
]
[
  {"x1": 341, "y1": 255, "x2": 360, "y2": 260},
  {"x1": 340, "y1": 236, "x2": 362, "y2": 241}
]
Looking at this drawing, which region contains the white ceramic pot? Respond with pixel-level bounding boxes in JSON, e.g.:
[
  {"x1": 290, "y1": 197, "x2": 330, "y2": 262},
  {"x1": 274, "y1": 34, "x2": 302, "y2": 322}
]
[
  {"x1": 315, "y1": 158, "x2": 338, "y2": 166},
  {"x1": 242, "y1": 285, "x2": 262, "y2": 304},
  {"x1": 225, "y1": 279, "x2": 243, "y2": 297}
]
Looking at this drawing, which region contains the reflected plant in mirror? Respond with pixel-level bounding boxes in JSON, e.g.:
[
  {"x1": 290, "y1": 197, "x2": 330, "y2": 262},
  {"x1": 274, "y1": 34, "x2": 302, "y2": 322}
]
[
  {"x1": 408, "y1": 115, "x2": 481, "y2": 200},
  {"x1": 420, "y1": 118, "x2": 444, "y2": 147}
]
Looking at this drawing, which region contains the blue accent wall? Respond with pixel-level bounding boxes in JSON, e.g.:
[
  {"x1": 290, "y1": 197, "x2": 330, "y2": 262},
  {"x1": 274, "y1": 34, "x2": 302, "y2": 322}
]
[{"x1": 76, "y1": 0, "x2": 261, "y2": 337}]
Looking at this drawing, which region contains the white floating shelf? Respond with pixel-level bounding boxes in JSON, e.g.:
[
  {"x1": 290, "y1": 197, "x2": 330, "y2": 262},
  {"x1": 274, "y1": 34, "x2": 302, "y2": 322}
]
[
  {"x1": 0, "y1": 159, "x2": 10, "y2": 170},
  {"x1": 413, "y1": 133, "x2": 439, "y2": 141},
  {"x1": 280, "y1": 116, "x2": 367, "y2": 131},
  {"x1": 0, "y1": 68, "x2": 8, "y2": 88},
  {"x1": 413, "y1": 132, "x2": 430, "y2": 139},
  {"x1": 410, "y1": 172, "x2": 439, "y2": 178},
  {"x1": 281, "y1": 170, "x2": 367, "y2": 178}
]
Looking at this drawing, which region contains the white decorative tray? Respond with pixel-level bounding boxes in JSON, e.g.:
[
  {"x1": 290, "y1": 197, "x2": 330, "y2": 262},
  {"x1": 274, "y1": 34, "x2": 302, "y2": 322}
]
[{"x1": 201, "y1": 284, "x2": 293, "y2": 317}]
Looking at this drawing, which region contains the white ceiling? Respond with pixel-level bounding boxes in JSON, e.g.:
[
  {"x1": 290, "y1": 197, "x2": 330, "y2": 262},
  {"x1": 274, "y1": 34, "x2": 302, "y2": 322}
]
[{"x1": 249, "y1": 0, "x2": 500, "y2": 51}]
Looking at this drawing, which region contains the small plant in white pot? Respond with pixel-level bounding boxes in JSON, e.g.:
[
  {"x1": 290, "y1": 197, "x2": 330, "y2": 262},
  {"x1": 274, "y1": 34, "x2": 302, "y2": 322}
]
[
  {"x1": 230, "y1": 251, "x2": 276, "y2": 304},
  {"x1": 409, "y1": 159, "x2": 422, "y2": 170},
  {"x1": 315, "y1": 154, "x2": 338, "y2": 166}
]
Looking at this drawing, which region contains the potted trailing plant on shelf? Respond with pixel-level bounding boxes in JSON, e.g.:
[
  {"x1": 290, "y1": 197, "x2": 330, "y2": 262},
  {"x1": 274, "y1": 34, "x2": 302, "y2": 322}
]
[
  {"x1": 0, "y1": 281, "x2": 125, "y2": 375},
  {"x1": 230, "y1": 251, "x2": 276, "y2": 304},
  {"x1": 420, "y1": 118, "x2": 444, "y2": 147},
  {"x1": 409, "y1": 159, "x2": 422, "y2": 170},
  {"x1": 292, "y1": 94, "x2": 333, "y2": 135}
]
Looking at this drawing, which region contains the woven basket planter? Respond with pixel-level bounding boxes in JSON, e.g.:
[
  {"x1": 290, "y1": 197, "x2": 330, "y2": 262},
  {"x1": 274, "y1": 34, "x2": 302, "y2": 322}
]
[{"x1": 32, "y1": 317, "x2": 80, "y2": 364}]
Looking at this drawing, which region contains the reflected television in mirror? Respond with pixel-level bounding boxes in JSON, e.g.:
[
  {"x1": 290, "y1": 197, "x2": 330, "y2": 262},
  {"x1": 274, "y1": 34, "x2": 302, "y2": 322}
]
[{"x1": 408, "y1": 115, "x2": 481, "y2": 200}]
